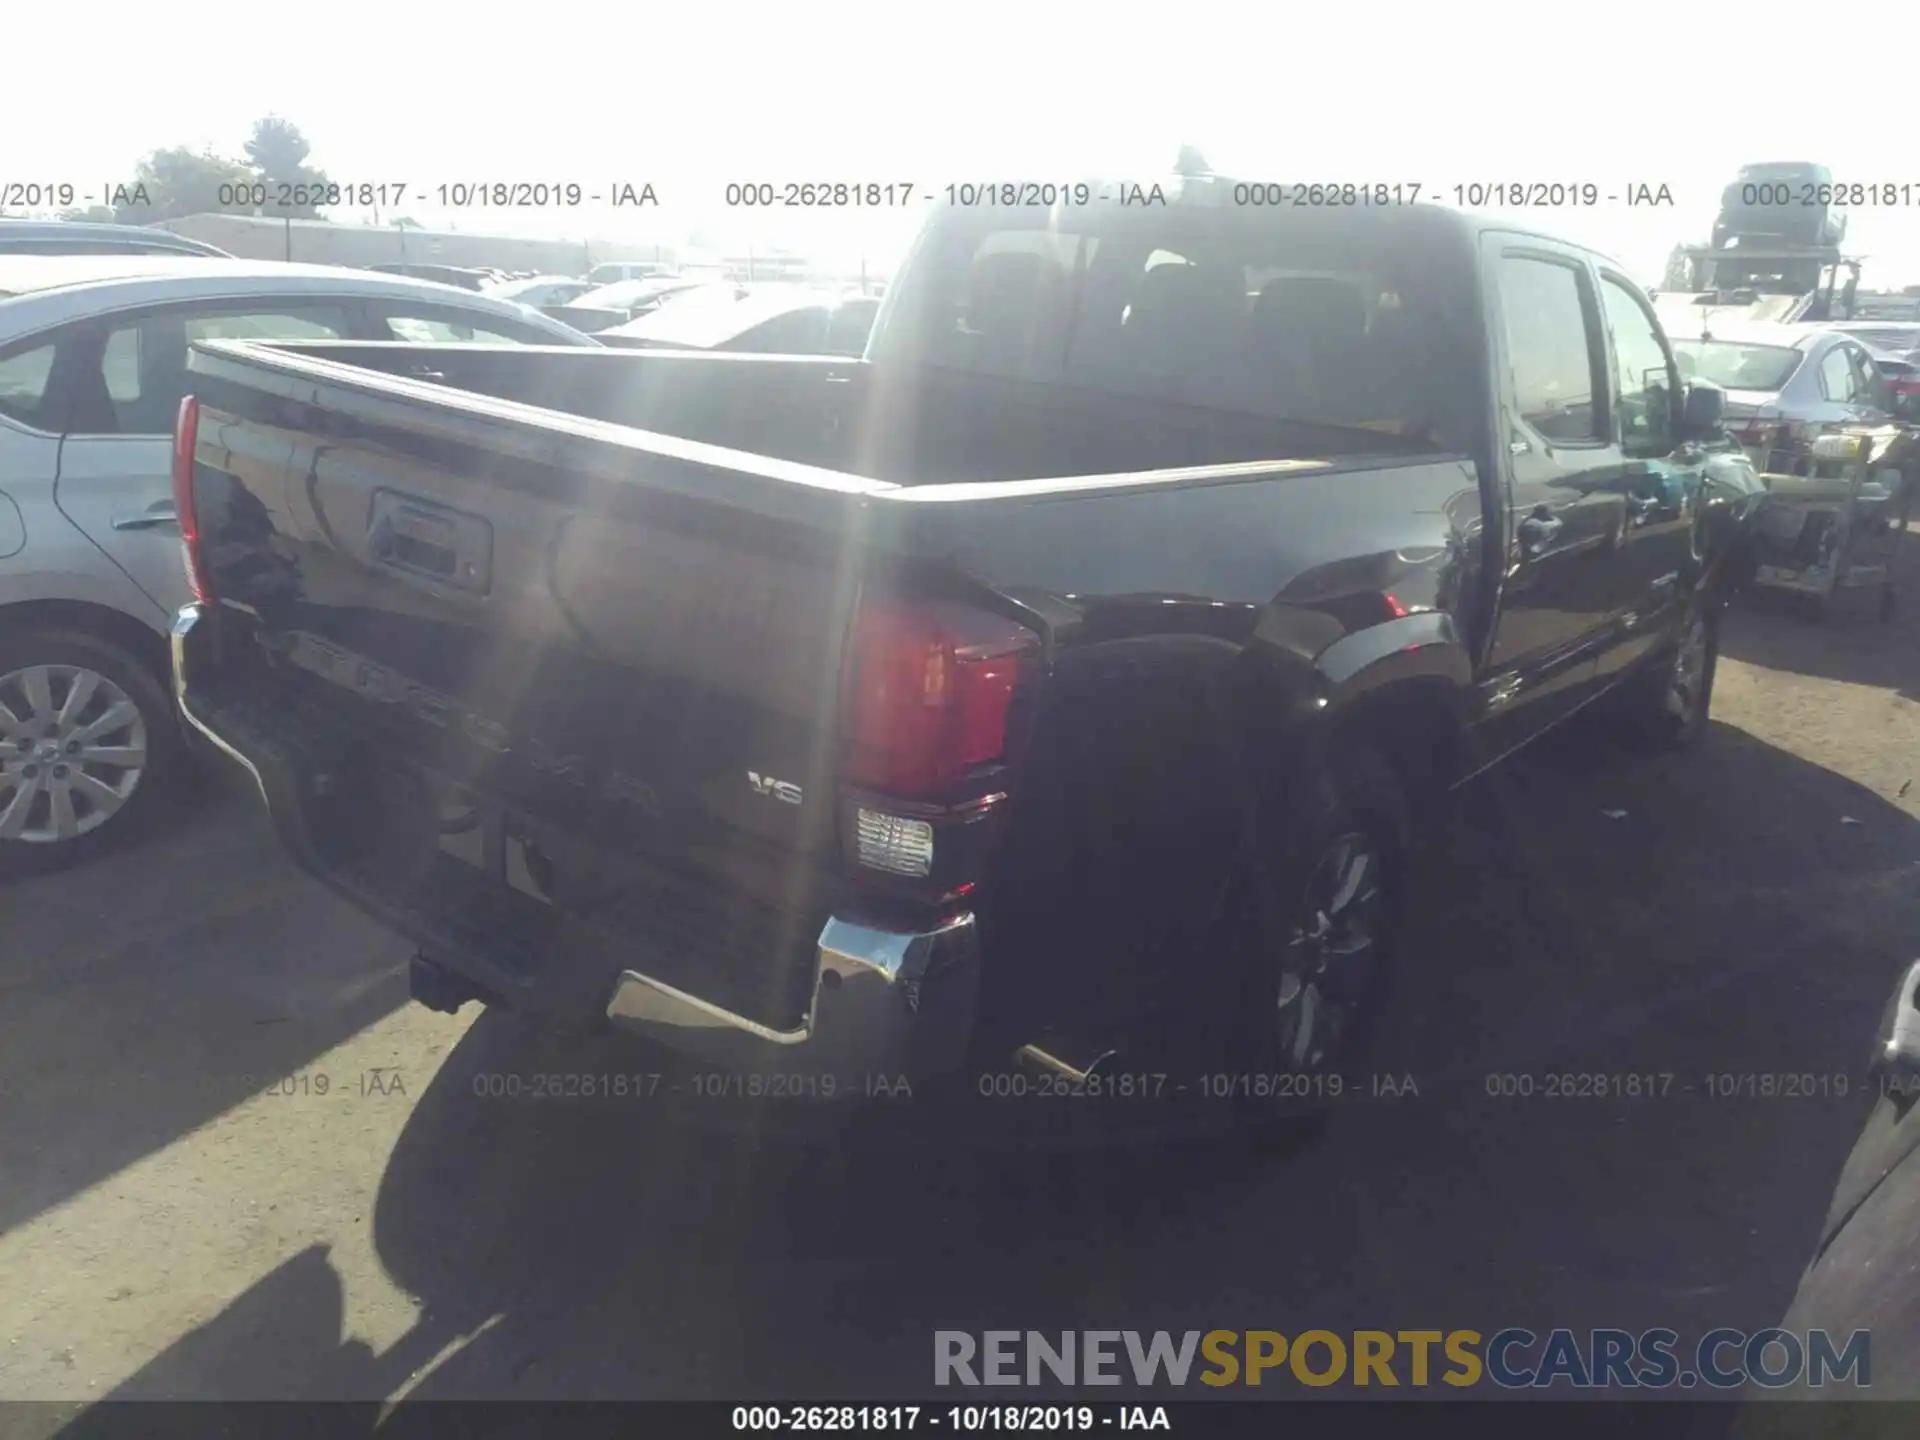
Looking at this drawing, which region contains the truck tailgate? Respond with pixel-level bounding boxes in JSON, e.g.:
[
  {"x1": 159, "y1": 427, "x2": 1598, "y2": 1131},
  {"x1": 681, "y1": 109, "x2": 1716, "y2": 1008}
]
[{"x1": 181, "y1": 342, "x2": 883, "y2": 1031}]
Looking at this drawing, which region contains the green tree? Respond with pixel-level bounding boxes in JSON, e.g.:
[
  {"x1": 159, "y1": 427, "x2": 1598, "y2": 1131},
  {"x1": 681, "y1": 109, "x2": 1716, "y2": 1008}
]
[
  {"x1": 114, "y1": 147, "x2": 258, "y2": 222},
  {"x1": 244, "y1": 116, "x2": 332, "y2": 218},
  {"x1": 1173, "y1": 144, "x2": 1212, "y2": 177},
  {"x1": 1661, "y1": 243, "x2": 1693, "y2": 292}
]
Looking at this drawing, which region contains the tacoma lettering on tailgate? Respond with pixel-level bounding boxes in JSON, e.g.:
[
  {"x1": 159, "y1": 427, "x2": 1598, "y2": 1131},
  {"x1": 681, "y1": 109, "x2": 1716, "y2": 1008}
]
[{"x1": 283, "y1": 631, "x2": 664, "y2": 817}]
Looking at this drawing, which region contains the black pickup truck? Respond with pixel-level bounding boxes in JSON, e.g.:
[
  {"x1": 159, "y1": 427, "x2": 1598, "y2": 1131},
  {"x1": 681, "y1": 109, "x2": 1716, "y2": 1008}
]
[{"x1": 169, "y1": 178, "x2": 1766, "y2": 1121}]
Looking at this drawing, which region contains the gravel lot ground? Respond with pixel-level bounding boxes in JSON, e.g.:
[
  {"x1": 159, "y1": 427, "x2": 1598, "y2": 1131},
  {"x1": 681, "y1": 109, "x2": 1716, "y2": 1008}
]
[{"x1": 2, "y1": 532, "x2": 1916, "y2": 1426}]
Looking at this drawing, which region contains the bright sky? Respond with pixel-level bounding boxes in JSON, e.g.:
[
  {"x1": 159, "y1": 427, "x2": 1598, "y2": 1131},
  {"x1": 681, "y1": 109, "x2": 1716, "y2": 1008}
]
[{"x1": 10, "y1": 1, "x2": 1920, "y2": 284}]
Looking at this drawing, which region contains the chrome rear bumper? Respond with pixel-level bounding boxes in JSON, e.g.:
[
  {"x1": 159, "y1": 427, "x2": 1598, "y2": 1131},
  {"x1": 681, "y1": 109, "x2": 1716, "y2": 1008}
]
[{"x1": 604, "y1": 912, "x2": 980, "y2": 1080}]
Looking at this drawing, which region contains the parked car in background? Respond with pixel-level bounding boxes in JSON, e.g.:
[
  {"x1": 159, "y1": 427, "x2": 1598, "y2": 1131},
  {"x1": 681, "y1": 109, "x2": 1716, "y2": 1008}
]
[
  {"x1": 546, "y1": 277, "x2": 727, "y2": 333},
  {"x1": 1712, "y1": 161, "x2": 1846, "y2": 249},
  {"x1": 484, "y1": 274, "x2": 594, "y2": 309},
  {"x1": 1669, "y1": 322, "x2": 1893, "y2": 473},
  {"x1": 1827, "y1": 321, "x2": 1920, "y2": 363},
  {"x1": 1871, "y1": 355, "x2": 1920, "y2": 421},
  {"x1": 585, "y1": 261, "x2": 675, "y2": 287},
  {"x1": 0, "y1": 221, "x2": 230, "y2": 259},
  {"x1": 0, "y1": 256, "x2": 596, "y2": 873},
  {"x1": 597, "y1": 286, "x2": 880, "y2": 355},
  {"x1": 367, "y1": 262, "x2": 490, "y2": 291}
]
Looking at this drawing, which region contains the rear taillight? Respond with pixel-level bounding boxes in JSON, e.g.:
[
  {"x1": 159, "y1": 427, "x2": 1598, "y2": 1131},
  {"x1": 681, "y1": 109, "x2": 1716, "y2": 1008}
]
[
  {"x1": 171, "y1": 394, "x2": 213, "y2": 603},
  {"x1": 840, "y1": 599, "x2": 1037, "y2": 799}
]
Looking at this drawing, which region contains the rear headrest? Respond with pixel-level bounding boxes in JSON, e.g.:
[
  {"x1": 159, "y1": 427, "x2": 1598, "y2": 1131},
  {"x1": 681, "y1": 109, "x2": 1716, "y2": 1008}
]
[
  {"x1": 1252, "y1": 277, "x2": 1367, "y2": 339},
  {"x1": 1132, "y1": 262, "x2": 1243, "y2": 320},
  {"x1": 965, "y1": 252, "x2": 1050, "y2": 334}
]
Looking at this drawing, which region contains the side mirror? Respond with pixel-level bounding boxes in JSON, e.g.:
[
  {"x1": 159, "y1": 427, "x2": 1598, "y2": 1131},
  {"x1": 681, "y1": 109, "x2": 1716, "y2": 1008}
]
[{"x1": 1680, "y1": 381, "x2": 1725, "y2": 440}]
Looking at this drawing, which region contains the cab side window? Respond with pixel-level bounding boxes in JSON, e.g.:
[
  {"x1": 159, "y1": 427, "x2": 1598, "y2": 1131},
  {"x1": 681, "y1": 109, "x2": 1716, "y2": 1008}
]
[
  {"x1": 1600, "y1": 276, "x2": 1677, "y2": 457},
  {"x1": 1498, "y1": 256, "x2": 1604, "y2": 444}
]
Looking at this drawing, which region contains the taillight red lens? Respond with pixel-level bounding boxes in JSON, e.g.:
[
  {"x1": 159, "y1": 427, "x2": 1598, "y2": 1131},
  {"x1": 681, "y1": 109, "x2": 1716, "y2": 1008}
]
[
  {"x1": 841, "y1": 599, "x2": 1036, "y2": 798},
  {"x1": 171, "y1": 395, "x2": 212, "y2": 603}
]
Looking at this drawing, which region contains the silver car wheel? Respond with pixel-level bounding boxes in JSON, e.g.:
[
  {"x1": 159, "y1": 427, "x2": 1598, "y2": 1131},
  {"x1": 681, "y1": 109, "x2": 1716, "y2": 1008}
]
[{"x1": 0, "y1": 664, "x2": 150, "y2": 844}]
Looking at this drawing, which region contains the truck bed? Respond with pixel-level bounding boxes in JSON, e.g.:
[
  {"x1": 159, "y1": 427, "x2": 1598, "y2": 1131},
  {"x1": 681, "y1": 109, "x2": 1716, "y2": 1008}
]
[{"x1": 215, "y1": 339, "x2": 1424, "y2": 486}]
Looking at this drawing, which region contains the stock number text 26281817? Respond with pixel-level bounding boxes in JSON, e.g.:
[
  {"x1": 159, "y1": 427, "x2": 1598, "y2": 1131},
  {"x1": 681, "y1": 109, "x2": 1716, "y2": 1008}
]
[
  {"x1": 215, "y1": 182, "x2": 411, "y2": 209},
  {"x1": 723, "y1": 182, "x2": 917, "y2": 207},
  {"x1": 1233, "y1": 182, "x2": 1424, "y2": 207}
]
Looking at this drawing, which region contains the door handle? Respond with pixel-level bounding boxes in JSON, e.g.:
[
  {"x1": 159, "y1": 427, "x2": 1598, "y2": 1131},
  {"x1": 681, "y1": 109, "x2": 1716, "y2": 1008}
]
[
  {"x1": 1518, "y1": 512, "x2": 1564, "y2": 553},
  {"x1": 111, "y1": 503, "x2": 178, "y2": 531}
]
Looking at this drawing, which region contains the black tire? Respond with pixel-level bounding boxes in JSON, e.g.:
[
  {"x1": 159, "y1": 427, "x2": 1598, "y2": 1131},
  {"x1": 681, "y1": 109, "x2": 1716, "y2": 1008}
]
[
  {"x1": 1222, "y1": 742, "x2": 1412, "y2": 1132},
  {"x1": 0, "y1": 628, "x2": 187, "y2": 878},
  {"x1": 1617, "y1": 597, "x2": 1720, "y2": 752}
]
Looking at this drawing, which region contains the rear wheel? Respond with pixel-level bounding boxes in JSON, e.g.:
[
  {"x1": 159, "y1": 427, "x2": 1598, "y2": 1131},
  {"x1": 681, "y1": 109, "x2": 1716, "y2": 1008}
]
[
  {"x1": 0, "y1": 629, "x2": 185, "y2": 876},
  {"x1": 1225, "y1": 743, "x2": 1411, "y2": 1131}
]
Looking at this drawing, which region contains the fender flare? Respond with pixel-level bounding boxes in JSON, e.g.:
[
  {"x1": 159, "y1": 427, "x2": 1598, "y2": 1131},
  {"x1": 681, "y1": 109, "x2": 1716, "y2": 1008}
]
[{"x1": 1315, "y1": 611, "x2": 1474, "y2": 716}]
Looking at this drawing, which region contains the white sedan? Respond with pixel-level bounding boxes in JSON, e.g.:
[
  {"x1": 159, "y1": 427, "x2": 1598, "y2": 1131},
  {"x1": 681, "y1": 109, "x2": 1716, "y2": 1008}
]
[{"x1": 0, "y1": 255, "x2": 595, "y2": 872}]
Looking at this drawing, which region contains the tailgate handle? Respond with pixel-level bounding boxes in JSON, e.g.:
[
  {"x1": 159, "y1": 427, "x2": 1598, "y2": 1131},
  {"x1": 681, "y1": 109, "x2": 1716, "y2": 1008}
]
[{"x1": 367, "y1": 490, "x2": 492, "y2": 594}]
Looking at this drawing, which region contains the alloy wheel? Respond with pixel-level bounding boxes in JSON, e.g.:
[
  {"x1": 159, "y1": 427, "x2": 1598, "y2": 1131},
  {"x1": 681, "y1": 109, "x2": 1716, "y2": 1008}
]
[
  {"x1": 1275, "y1": 830, "x2": 1388, "y2": 1070},
  {"x1": 0, "y1": 664, "x2": 150, "y2": 844}
]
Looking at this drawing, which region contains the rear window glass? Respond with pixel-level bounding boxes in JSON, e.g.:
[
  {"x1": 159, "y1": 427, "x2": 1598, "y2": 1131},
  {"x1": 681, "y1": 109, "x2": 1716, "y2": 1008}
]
[
  {"x1": 1671, "y1": 340, "x2": 1803, "y2": 391},
  {"x1": 825, "y1": 298, "x2": 879, "y2": 355},
  {"x1": 877, "y1": 206, "x2": 1473, "y2": 447},
  {"x1": 1840, "y1": 327, "x2": 1920, "y2": 350},
  {"x1": 0, "y1": 340, "x2": 55, "y2": 426},
  {"x1": 380, "y1": 314, "x2": 526, "y2": 346}
]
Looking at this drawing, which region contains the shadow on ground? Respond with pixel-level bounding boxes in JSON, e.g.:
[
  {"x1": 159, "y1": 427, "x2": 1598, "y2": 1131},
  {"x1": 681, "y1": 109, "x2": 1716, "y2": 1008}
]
[
  {"x1": 57, "y1": 705, "x2": 1920, "y2": 1414},
  {"x1": 0, "y1": 772, "x2": 414, "y2": 1236}
]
